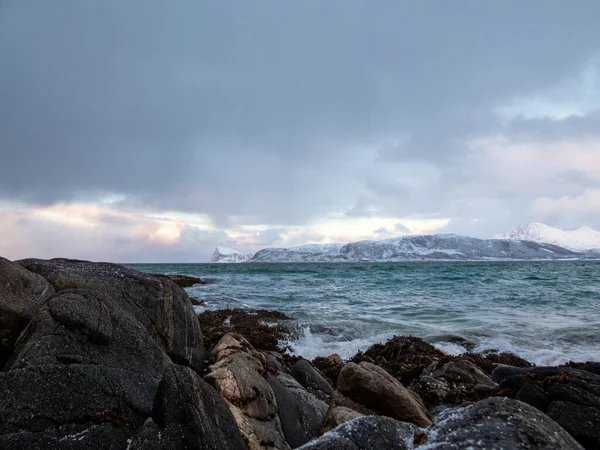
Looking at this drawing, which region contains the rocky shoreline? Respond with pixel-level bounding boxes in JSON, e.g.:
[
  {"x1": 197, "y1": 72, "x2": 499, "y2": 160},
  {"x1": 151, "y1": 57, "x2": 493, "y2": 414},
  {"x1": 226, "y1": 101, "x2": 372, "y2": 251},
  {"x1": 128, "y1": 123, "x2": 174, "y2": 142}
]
[{"x1": 1, "y1": 258, "x2": 598, "y2": 449}]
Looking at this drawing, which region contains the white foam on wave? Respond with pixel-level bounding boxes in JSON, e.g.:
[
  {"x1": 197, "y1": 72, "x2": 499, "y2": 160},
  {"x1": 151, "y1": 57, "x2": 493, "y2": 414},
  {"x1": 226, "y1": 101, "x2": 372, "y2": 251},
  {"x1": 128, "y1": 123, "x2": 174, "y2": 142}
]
[
  {"x1": 287, "y1": 326, "x2": 394, "y2": 360},
  {"x1": 288, "y1": 327, "x2": 600, "y2": 365}
]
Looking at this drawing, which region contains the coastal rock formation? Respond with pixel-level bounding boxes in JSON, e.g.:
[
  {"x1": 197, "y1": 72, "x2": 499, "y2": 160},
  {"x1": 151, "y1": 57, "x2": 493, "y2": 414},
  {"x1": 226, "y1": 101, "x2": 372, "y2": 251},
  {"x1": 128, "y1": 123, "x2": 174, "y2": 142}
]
[
  {"x1": 298, "y1": 416, "x2": 417, "y2": 450},
  {"x1": 304, "y1": 397, "x2": 583, "y2": 450},
  {"x1": 411, "y1": 359, "x2": 497, "y2": 407},
  {"x1": 205, "y1": 333, "x2": 332, "y2": 449},
  {"x1": 493, "y1": 365, "x2": 600, "y2": 449},
  {"x1": 204, "y1": 333, "x2": 290, "y2": 450},
  {"x1": 425, "y1": 397, "x2": 584, "y2": 449},
  {"x1": 265, "y1": 372, "x2": 328, "y2": 447},
  {"x1": 0, "y1": 258, "x2": 240, "y2": 449}
]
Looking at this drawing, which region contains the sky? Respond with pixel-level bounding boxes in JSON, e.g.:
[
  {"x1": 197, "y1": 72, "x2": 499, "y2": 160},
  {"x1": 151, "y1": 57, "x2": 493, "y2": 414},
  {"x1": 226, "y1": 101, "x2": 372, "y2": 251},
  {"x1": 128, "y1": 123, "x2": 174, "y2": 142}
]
[{"x1": 1, "y1": 1, "x2": 600, "y2": 262}]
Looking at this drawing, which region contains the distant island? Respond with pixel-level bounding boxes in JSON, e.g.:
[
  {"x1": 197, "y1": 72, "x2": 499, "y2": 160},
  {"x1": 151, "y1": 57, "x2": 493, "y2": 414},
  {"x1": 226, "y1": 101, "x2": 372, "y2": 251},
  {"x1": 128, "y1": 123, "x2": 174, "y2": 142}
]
[{"x1": 211, "y1": 223, "x2": 600, "y2": 263}]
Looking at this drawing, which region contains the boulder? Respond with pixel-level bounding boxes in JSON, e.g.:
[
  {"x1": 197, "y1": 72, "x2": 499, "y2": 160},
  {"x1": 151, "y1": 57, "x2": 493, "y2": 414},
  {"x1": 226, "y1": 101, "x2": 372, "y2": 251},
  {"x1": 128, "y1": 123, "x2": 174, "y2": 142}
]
[
  {"x1": 266, "y1": 372, "x2": 328, "y2": 448},
  {"x1": 291, "y1": 359, "x2": 334, "y2": 402},
  {"x1": 144, "y1": 364, "x2": 245, "y2": 450},
  {"x1": 494, "y1": 365, "x2": 600, "y2": 449},
  {"x1": 297, "y1": 416, "x2": 416, "y2": 450},
  {"x1": 205, "y1": 333, "x2": 289, "y2": 450},
  {"x1": 0, "y1": 258, "x2": 232, "y2": 448},
  {"x1": 425, "y1": 397, "x2": 583, "y2": 449},
  {"x1": 411, "y1": 359, "x2": 497, "y2": 407},
  {"x1": 335, "y1": 361, "x2": 432, "y2": 427}
]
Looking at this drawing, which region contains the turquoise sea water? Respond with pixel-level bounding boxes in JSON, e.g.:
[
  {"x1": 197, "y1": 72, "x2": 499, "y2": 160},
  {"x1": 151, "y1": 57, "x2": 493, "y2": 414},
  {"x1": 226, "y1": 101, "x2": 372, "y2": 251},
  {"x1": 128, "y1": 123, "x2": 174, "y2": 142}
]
[{"x1": 127, "y1": 261, "x2": 600, "y2": 365}]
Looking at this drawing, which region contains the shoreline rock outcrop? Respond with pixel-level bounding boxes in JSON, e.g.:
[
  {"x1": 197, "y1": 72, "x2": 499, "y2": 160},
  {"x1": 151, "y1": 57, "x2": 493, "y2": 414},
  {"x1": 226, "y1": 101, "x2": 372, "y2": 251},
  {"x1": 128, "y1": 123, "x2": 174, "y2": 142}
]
[{"x1": 0, "y1": 258, "x2": 240, "y2": 449}]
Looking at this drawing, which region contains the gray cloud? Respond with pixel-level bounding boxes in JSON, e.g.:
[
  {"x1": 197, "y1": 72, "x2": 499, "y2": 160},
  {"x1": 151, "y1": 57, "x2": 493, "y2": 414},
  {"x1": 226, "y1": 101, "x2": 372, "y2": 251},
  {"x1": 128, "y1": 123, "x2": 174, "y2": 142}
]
[{"x1": 2, "y1": 0, "x2": 600, "y2": 249}]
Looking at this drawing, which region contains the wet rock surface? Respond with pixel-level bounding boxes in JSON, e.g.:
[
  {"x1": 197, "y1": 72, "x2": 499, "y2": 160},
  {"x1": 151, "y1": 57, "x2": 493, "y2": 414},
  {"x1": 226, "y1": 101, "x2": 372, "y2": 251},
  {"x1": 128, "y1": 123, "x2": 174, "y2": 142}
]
[
  {"x1": 425, "y1": 397, "x2": 584, "y2": 449},
  {"x1": 291, "y1": 359, "x2": 334, "y2": 402},
  {"x1": 334, "y1": 361, "x2": 432, "y2": 427},
  {"x1": 493, "y1": 365, "x2": 600, "y2": 449},
  {"x1": 0, "y1": 258, "x2": 229, "y2": 449},
  {"x1": 298, "y1": 416, "x2": 416, "y2": 450}
]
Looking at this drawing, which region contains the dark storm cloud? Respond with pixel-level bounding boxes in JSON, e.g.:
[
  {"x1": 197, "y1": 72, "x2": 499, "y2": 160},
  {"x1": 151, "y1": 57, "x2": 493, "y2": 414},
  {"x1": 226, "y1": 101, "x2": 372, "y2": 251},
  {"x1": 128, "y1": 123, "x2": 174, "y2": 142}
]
[{"x1": 1, "y1": 0, "x2": 600, "y2": 230}]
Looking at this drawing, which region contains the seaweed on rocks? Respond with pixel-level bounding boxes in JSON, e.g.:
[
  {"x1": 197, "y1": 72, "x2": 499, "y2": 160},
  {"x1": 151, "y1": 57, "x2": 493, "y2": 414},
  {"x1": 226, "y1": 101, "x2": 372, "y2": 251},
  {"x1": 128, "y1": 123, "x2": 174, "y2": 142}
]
[
  {"x1": 311, "y1": 354, "x2": 344, "y2": 386},
  {"x1": 458, "y1": 351, "x2": 533, "y2": 375},
  {"x1": 350, "y1": 335, "x2": 446, "y2": 385},
  {"x1": 198, "y1": 308, "x2": 293, "y2": 355}
]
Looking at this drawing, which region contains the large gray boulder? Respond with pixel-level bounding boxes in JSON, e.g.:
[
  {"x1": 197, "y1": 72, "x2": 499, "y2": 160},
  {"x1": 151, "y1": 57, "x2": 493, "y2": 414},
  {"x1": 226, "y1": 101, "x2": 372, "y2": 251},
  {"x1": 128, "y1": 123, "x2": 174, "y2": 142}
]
[
  {"x1": 297, "y1": 416, "x2": 416, "y2": 450},
  {"x1": 128, "y1": 364, "x2": 245, "y2": 450},
  {"x1": 425, "y1": 397, "x2": 584, "y2": 449},
  {"x1": 493, "y1": 365, "x2": 600, "y2": 449},
  {"x1": 0, "y1": 258, "x2": 237, "y2": 448},
  {"x1": 266, "y1": 372, "x2": 328, "y2": 448},
  {"x1": 291, "y1": 359, "x2": 334, "y2": 402}
]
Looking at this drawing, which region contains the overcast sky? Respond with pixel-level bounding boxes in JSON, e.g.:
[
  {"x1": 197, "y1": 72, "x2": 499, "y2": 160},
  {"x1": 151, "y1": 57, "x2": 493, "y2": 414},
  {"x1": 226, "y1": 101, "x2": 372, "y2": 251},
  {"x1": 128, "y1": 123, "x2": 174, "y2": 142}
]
[{"x1": 1, "y1": 1, "x2": 600, "y2": 262}]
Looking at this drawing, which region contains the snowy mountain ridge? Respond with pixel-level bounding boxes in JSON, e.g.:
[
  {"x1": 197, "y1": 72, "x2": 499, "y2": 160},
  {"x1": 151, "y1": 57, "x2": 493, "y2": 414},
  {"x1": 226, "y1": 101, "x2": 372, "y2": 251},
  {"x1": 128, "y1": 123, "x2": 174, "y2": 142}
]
[
  {"x1": 212, "y1": 233, "x2": 586, "y2": 263},
  {"x1": 493, "y1": 222, "x2": 600, "y2": 251}
]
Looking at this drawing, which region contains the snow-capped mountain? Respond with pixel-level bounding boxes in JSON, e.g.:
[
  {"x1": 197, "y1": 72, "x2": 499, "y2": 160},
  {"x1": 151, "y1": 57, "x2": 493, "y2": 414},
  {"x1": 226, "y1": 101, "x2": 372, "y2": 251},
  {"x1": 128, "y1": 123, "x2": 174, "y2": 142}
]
[
  {"x1": 250, "y1": 243, "x2": 346, "y2": 263},
  {"x1": 210, "y1": 246, "x2": 254, "y2": 263},
  {"x1": 494, "y1": 223, "x2": 600, "y2": 251},
  {"x1": 247, "y1": 234, "x2": 580, "y2": 263}
]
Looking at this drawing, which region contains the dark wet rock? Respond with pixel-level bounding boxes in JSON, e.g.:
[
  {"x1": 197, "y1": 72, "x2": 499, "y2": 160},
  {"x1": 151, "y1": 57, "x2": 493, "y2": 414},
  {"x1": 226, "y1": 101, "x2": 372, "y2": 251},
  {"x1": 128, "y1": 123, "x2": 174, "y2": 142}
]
[
  {"x1": 335, "y1": 361, "x2": 432, "y2": 427},
  {"x1": 264, "y1": 350, "x2": 290, "y2": 373},
  {"x1": 583, "y1": 362, "x2": 600, "y2": 376},
  {"x1": 0, "y1": 257, "x2": 54, "y2": 369},
  {"x1": 0, "y1": 423, "x2": 131, "y2": 450},
  {"x1": 297, "y1": 416, "x2": 416, "y2": 450},
  {"x1": 266, "y1": 372, "x2": 328, "y2": 448},
  {"x1": 547, "y1": 401, "x2": 600, "y2": 450},
  {"x1": 491, "y1": 365, "x2": 600, "y2": 449},
  {"x1": 0, "y1": 258, "x2": 226, "y2": 448},
  {"x1": 149, "y1": 364, "x2": 245, "y2": 450},
  {"x1": 321, "y1": 406, "x2": 363, "y2": 433},
  {"x1": 204, "y1": 333, "x2": 289, "y2": 450},
  {"x1": 351, "y1": 335, "x2": 445, "y2": 385},
  {"x1": 153, "y1": 273, "x2": 206, "y2": 287},
  {"x1": 412, "y1": 359, "x2": 497, "y2": 407},
  {"x1": 291, "y1": 359, "x2": 334, "y2": 402},
  {"x1": 16, "y1": 258, "x2": 205, "y2": 371},
  {"x1": 190, "y1": 296, "x2": 205, "y2": 306},
  {"x1": 491, "y1": 363, "x2": 535, "y2": 383},
  {"x1": 426, "y1": 397, "x2": 584, "y2": 449},
  {"x1": 198, "y1": 308, "x2": 292, "y2": 354},
  {"x1": 311, "y1": 354, "x2": 344, "y2": 386}
]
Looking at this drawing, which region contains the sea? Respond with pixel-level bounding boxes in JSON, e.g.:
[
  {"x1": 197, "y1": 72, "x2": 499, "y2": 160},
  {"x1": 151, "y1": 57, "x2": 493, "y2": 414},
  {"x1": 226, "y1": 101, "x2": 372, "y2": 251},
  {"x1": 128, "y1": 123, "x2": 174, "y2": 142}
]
[{"x1": 127, "y1": 260, "x2": 600, "y2": 366}]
